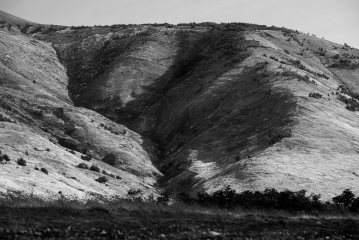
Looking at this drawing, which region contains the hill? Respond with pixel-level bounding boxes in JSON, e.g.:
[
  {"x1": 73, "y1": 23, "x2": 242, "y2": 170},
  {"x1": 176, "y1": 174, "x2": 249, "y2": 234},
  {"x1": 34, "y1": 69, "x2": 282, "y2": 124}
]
[{"x1": 1, "y1": 11, "x2": 359, "y2": 200}]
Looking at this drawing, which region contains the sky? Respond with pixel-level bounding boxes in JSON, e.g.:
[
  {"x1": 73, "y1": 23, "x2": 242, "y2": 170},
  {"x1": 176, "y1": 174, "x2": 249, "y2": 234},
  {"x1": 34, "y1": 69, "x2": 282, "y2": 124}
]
[{"x1": 1, "y1": 0, "x2": 358, "y2": 48}]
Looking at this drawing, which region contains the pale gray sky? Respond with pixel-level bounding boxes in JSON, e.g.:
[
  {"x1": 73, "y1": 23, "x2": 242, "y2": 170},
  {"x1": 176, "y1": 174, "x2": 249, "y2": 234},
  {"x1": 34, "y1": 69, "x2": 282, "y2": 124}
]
[{"x1": 1, "y1": 0, "x2": 358, "y2": 48}]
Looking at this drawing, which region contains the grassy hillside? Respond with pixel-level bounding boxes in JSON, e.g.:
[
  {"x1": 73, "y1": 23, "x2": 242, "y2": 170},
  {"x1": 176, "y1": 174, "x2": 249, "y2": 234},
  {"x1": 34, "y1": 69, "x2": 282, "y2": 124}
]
[
  {"x1": 1, "y1": 10, "x2": 359, "y2": 201},
  {"x1": 37, "y1": 22, "x2": 359, "y2": 199},
  {"x1": 0, "y1": 27, "x2": 161, "y2": 198}
]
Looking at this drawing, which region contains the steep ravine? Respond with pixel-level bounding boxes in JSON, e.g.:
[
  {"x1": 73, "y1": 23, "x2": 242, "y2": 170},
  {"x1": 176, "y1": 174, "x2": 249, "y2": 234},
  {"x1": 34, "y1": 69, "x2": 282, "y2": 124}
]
[
  {"x1": 50, "y1": 28, "x2": 299, "y2": 195},
  {"x1": 47, "y1": 26, "x2": 359, "y2": 199}
]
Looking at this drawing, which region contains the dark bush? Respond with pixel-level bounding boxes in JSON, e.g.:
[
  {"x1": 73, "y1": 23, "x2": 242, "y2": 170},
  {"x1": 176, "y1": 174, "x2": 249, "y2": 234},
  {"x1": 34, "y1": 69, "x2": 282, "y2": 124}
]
[
  {"x1": 77, "y1": 163, "x2": 89, "y2": 169},
  {"x1": 102, "y1": 153, "x2": 117, "y2": 166},
  {"x1": 17, "y1": 158, "x2": 26, "y2": 166},
  {"x1": 333, "y1": 189, "x2": 355, "y2": 208},
  {"x1": 157, "y1": 194, "x2": 170, "y2": 205},
  {"x1": 41, "y1": 168, "x2": 48, "y2": 174},
  {"x1": 269, "y1": 56, "x2": 279, "y2": 61},
  {"x1": 95, "y1": 176, "x2": 108, "y2": 183},
  {"x1": 89, "y1": 165, "x2": 100, "y2": 172},
  {"x1": 127, "y1": 189, "x2": 143, "y2": 200},
  {"x1": 81, "y1": 155, "x2": 92, "y2": 161},
  {"x1": 309, "y1": 92, "x2": 322, "y2": 99},
  {"x1": 3, "y1": 154, "x2": 10, "y2": 161},
  {"x1": 0, "y1": 153, "x2": 10, "y2": 162}
]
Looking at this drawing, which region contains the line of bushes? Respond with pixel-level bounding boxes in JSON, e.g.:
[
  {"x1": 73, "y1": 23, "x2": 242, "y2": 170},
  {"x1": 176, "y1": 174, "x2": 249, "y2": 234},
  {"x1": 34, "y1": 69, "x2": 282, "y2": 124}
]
[
  {"x1": 280, "y1": 70, "x2": 313, "y2": 84},
  {"x1": 337, "y1": 85, "x2": 359, "y2": 111},
  {"x1": 330, "y1": 58, "x2": 359, "y2": 70},
  {"x1": 176, "y1": 186, "x2": 359, "y2": 213},
  {"x1": 288, "y1": 59, "x2": 329, "y2": 79}
]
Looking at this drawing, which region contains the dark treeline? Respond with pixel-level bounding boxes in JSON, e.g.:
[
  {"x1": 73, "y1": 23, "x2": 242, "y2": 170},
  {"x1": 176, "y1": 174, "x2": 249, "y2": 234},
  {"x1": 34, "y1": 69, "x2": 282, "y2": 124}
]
[
  {"x1": 174, "y1": 187, "x2": 359, "y2": 213},
  {"x1": 37, "y1": 22, "x2": 295, "y2": 34}
]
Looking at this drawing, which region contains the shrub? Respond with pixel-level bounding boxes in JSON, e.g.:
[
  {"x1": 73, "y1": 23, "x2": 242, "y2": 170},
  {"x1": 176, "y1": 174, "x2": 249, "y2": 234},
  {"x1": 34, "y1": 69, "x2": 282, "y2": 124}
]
[
  {"x1": 284, "y1": 49, "x2": 289, "y2": 54},
  {"x1": 89, "y1": 165, "x2": 100, "y2": 172},
  {"x1": 269, "y1": 56, "x2": 279, "y2": 61},
  {"x1": 157, "y1": 194, "x2": 170, "y2": 205},
  {"x1": 115, "y1": 176, "x2": 122, "y2": 179},
  {"x1": 102, "y1": 153, "x2": 117, "y2": 166},
  {"x1": 81, "y1": 155, "x2": 91, "y2": 161},
  {"x1": 309, "y1": 92, "x2": 322, "y2": 99},
  {"x1": 127, "y1": 189, "x2": 143, "y2": 201},
  {"x1": 3, "y1": 154, "x2": 10, "y2": 161},
  {"x1": 0, "y1": 153, "x2": 10, "y2": 162},
  {"x1": 95, "y1": 176, "x2": 108, "y2": 183},
  {"x1": 41, "y1": 168, "x2": 48, "y2": 174},
  {"x1": 17, "y1": 158, "x2": 26, "y2": 166},
  {"x1": 333, "y1": 189, "x2": 355, "y2": 208},
  {"x1": 77, "y1": 163, "x2": 89, "y2": 169}
]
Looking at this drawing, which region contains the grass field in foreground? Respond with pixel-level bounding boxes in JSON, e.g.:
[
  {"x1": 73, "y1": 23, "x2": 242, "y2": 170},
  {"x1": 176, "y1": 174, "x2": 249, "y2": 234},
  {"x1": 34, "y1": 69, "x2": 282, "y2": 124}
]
[{"x1": 0, "y1": 190, "x2": 359, "y2": 239}]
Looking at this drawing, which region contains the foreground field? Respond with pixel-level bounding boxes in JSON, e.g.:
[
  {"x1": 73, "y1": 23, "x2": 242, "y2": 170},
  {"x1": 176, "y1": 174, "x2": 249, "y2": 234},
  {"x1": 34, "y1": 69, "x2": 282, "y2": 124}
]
[
  {"x1": 0, "y1": 191, "x2": 359, "y2": 240},
  {"x1": 1, "y1": 206, "x2": 359, "y2": 239}
]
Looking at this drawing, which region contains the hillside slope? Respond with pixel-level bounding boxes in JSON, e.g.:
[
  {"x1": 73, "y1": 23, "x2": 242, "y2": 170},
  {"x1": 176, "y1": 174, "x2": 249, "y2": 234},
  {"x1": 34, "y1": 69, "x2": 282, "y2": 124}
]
[
  {"x1": 1, "y1": 12, "x2": 359, "y2": 199},
  {"x1": 0, "y1": 28, "x2": 161, "y2": 198}
]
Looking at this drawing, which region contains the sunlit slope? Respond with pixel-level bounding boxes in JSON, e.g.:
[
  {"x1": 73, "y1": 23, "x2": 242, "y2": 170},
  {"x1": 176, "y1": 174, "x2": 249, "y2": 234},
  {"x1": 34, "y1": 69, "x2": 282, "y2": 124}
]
[{"x1": 0, "y1": 28, "x2": 161, "y2": 197}]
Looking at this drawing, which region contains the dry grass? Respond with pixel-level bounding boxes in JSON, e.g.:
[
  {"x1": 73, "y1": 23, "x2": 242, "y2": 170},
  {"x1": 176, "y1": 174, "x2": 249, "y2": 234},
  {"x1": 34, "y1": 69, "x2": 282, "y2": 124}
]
[
  {"x1": 1, "y1": 190, "x2": 358, "y2": 221},
  {"x1": 1, "y1": 191, "x2": 359, "y2": 239}
]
